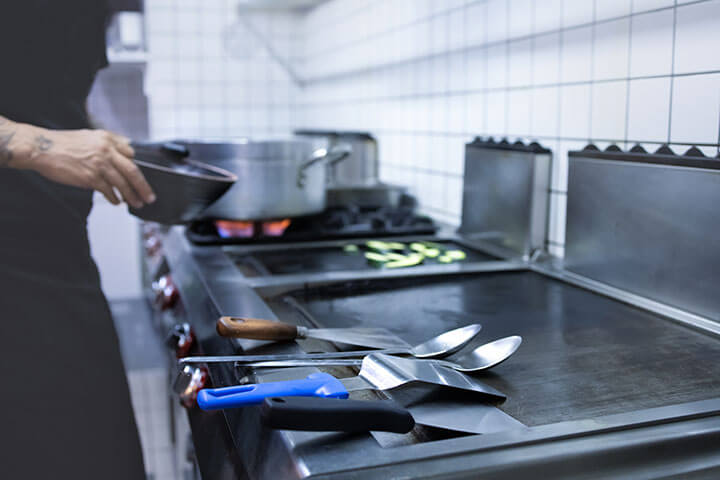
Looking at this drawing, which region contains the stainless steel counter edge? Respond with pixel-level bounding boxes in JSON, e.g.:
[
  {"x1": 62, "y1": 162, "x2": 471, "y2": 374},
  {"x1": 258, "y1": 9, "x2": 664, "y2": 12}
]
[{"x1": 163, "y1": 227, "x2": 720, "y2": 479}]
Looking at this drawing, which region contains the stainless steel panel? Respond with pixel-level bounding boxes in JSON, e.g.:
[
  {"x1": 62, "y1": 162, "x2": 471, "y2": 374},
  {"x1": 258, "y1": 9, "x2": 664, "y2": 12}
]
[
  {"x1": 565, "y1": 157, "x2": 720, "y2": 322},
  {"x1": 460, "y1": 145, "x2": 551, "y2": 258},
  {"x1": 164, "y1": 228, "x2": 720, "y2": 479}
]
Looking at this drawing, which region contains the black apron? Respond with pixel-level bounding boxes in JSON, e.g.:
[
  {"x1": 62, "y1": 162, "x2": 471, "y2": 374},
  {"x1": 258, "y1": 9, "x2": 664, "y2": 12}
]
[{"x1": 0, "y1": 2, "x2": 145, "y2": 478}]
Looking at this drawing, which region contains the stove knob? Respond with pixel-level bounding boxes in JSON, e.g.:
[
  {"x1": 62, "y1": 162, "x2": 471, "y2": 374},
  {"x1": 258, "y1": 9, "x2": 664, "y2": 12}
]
[
  {"x1": 153, "y1": 275, "x2": 179, "y2": 310},
  {"x1": 166, "y1": 323, "x2": 195, "y2": 358},
  {"x1": 174, "y1": 365, "x2": 208, "y2": 409},
  {"x1": 144, "y1": 235, "x2": 162, "y2": 256}
]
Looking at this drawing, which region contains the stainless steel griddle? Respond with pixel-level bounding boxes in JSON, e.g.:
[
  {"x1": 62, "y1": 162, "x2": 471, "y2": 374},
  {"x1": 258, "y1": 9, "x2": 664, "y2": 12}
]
[{"x1": 154, "y1": 140, "x2": 720, "y2": 479}]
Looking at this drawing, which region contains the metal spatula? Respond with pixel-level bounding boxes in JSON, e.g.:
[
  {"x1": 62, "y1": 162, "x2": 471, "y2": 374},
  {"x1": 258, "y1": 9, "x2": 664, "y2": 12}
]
[
  {"x1": 259, "y1": 397, "x2": 526, "y2": 435},
  {"x1": 216, "y1": 316, "x2": 411, "y2": 350},
  {"x1": 196, "y1": 353, "x2": 505, "y2": 410}
]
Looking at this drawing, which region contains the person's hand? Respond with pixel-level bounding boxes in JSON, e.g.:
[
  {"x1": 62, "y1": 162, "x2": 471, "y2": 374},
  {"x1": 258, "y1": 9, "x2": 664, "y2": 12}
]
[{"x1": 30, "y1": 129, "x2": 155, "y2": 208}]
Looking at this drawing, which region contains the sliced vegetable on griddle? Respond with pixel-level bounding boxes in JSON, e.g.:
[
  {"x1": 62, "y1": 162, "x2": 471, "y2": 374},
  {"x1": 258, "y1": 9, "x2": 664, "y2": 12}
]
[
  {"x1": 385, "y1": 253, "x2": 424, "y2": 269},
  {"x1": 365, "y1": 251, "x2": 389, "y2": 267}
]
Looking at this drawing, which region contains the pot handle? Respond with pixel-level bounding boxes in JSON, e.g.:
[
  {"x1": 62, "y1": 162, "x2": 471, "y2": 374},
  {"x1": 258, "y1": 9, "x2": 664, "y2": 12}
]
[{"x1": 297, "y1": 144, "x2": 352, "y2": 188}]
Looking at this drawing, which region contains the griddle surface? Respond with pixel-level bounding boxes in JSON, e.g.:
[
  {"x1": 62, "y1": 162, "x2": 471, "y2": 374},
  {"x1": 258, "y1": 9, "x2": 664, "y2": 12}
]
[
  {"x1": 234, "y1": 241, "x2": 494, "y2": 276},
  {"x1": 266, "y1": 271, "x2": 720, "y2": 426}
]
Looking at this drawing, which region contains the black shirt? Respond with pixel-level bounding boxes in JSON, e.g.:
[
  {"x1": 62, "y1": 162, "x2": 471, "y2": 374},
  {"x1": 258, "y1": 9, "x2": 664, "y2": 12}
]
[{"x1": 0, "y1": 0, "x2": 110, "y2": 281}]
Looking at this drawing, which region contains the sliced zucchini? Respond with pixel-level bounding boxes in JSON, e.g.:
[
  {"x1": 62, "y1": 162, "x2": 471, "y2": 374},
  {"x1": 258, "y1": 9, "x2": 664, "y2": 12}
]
[
  {"x1": 343, "y1": 244, "x2": 359, "y2": 253},
  {"x1": 366, "y1": 240, "x2": 390, "y2": 252},
  {"x1": 445, "y1": 250, "x2": 467, "y2": 260},
  {"x1": 365, "y1": 251, "x2": 389, "y2": 268},
  {"x1": 386, "y1": 253, "x2": 424, "y2": 269},
  {"x1": 423, "y1": 248, "x2": 441, "y2": 258},
  {"x1": 386, "y1": 242, "x2": 407, "y2": 251},
  {"x1": 385, "y1": 252, "x2": 409, "y2": 261},
  {"x1": 410, "y1": 242, "x2": 427, "y2": 253},
  {"x1": 421, "y1": 241, "x2": 443, "y2": 250},
  {"x1": 437, "y1": 255, "x2": 453, "y2": 264}
]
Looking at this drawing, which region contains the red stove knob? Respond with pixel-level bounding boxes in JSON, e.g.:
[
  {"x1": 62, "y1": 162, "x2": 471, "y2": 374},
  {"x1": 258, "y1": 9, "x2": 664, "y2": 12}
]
[
  {"x1": 174, "y1": 365, "x2": 208, "y2": 409},
  {"x1": 153, "y1": 275, "x2": 179, "y2": 310},
  {"x1": 166, "y1": 323, "x2": 195, "y2": 358},
  {"x1": 144, "y1": 235, "x2": 162, "y2": 256}
]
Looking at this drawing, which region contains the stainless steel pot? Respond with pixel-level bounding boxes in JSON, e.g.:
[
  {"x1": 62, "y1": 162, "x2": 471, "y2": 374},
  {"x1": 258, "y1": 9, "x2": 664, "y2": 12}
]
[
  {"x1": 176, "y1": 139, "x2": 350, "y2": 220},
  {"x1": 326, "y1": 182, "x2": 409, "y2": 208},
  {"x1": 294, "y1": 131, "x2": 377, "y2": 186}
]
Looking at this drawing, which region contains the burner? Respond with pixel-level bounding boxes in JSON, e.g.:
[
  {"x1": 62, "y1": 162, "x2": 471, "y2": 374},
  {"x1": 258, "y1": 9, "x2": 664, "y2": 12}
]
[
  {"x1": 262, "y1": 219, "x2": 292, "y2": 237},
  {"x1": 215, "y1": 219, "x2": 293, "y2": 239},
  {"x1": 215, "y1": 220, "x2": 254, "y2": 238},
  {"x1": 186, "y1": 200, "x2": 437, "y2": 245}
]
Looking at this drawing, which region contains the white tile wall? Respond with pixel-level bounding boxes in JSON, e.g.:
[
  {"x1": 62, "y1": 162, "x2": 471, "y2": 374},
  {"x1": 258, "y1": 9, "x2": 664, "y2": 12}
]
[
  {"x1": 144, "y1": 0, "x2": 300, "y2": 140},
  {"x1": 295, "y1": 0, "x2": 720, "y2": 256},
  {"x1": 140, "y1": 0, "x2": 720, "y2": 257}
]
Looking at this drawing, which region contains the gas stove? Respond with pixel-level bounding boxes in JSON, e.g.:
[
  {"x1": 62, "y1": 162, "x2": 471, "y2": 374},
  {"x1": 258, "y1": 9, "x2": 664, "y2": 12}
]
[
  {"x1": 143, "y1": 140, "x2": 720, "y2": 479},
  {"x1": 185, "y1": 201, "x2": 437, "y2": 246}
]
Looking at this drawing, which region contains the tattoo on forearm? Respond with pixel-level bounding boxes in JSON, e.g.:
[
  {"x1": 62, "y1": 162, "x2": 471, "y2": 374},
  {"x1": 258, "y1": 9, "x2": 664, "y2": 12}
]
[
  {"x1": 0, "y1": 130, "x2": 15, "y2": 167},
  {"x1": 35, "y1": 134, "x2": 53, "y2": 152}
]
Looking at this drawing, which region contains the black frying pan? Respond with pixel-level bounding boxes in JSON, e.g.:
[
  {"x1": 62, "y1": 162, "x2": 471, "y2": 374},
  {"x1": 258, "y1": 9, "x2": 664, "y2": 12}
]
[{"x1": 129, "y1": 142, "x2": 237, "y2": 225}]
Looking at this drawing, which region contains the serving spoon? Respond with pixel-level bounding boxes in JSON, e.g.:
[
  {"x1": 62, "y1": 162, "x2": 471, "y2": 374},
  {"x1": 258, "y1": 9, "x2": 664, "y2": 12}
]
[
  {"x1": 229, "y1": 336, "x2": 523, "y2": 373},
  {"x1": 180, "y1": 323, "x2": 483, "y2": 365}
]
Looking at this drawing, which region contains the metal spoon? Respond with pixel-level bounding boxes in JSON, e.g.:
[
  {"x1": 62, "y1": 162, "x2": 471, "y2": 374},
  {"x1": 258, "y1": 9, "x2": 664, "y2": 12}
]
[
  {"x1": 230, "y1": 336, "x2": 523, "y2": 373},
  {"x1": 180, "y1": 324, "x2": 483, "y2": 365}
]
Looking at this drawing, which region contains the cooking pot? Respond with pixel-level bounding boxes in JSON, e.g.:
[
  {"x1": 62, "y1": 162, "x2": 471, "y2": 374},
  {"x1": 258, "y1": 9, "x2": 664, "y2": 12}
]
[
  {"x1": 175, "y1": 139, "x2": 351, "y2": 220},
  {"x1": 294, "y1": 130, "x2": 378, "y2": 186}
]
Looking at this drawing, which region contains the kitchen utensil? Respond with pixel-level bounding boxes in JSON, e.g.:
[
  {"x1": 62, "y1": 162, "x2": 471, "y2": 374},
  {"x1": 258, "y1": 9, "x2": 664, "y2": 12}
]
[
  {"x1": 405, "y1": 399, "x2": 526, "y2": 434},
  {"x1": 173, "y1": 139, "x2": 351, "y2": 220},
  {"x1": 260, "y1": 397, "x2": 416, "y2": 434},
  {"x1": 196, "y1": 353, "x2": 506, "y2": 410},
  {"x1": 228, "y1": 336, "x2": 523, "y2": 373},
  {"x1": 128, "y1": 142, "x2": 237, "y2": 224},
  {"x1": 294, "y1": 130, "x2": 378, "y2": 186},
  {"x1": 182, "y1": 323, "x2": 483, "y2": 365},
  {"x1": 216, "y1": 316, "x2": 412, "y2": 350},
  {"x1": 260, "y1": 397, "x2": 526, "y2": 435}
]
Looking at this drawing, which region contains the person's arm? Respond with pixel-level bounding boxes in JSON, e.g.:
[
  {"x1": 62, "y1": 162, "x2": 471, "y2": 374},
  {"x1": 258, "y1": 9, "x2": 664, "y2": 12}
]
[{"x1": 0, "y1": 115, "x2": 155, "y2": 207}]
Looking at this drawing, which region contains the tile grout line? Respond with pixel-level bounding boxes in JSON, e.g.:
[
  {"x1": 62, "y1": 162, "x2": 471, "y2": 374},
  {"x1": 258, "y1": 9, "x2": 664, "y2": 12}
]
[
  {"x1": 588, "y1": 0, "x2": 598, "y2": 143},
  {"x1": 365, "y1": 128, "x2": 720, "y2": 148},
  {"x1": 529, "y1": 0, "x2": 536, "y2": 139},
  {"x1": 667, "y1": 0, "x2": 679, "y2": 144},
  {"x1": 504, "y1": 1, "x2": 511, "y2": 137},
  {"x1": 623, "y1": 0, "x2": 635, "y2": 149},
  {"x1": 299, "y1": 0, "x2": 713, "y2": 66},
  {"x1": 295, "y1": 68, "x2": 720, "y2": 110}
]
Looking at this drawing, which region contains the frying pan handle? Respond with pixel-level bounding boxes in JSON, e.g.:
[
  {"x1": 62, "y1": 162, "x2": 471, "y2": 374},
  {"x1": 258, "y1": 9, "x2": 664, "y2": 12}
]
[
  {"x1": 260, "y1": 397, "x2": 415, "y2": 433},
  {"x1": 216, "y1": 316, "x2": 301, "y2": 340},
  {"x1": 131, "y1": 141, "x2": 190, "y2": 158},
  {"x1": 297, "y1": 144, "x2": 352, "y2": 188},
  {"x1": 160, "y1": 142, "x2": 190, "y2": 157},
  {"x1": 196, "y1": 373, "x2": 348, "y2": 410}
]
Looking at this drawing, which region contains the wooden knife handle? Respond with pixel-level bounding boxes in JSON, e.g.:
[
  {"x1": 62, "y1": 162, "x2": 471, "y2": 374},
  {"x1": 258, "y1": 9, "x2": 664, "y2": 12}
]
[{"x1": 216, "y1": 316, "x2": 300, "y2": 341}]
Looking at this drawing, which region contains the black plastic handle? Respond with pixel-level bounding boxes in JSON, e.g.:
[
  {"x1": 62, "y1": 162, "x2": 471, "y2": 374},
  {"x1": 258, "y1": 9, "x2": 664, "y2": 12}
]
[
  {"x1": 160, "y1": 142, "x2": 190, "y2": 157},
  {"x1": 131, "y1": 142, "x2": 190, "y2": 163},
  {"x1": 260, "y1": 397, "x2": 415, "y2": 434}
]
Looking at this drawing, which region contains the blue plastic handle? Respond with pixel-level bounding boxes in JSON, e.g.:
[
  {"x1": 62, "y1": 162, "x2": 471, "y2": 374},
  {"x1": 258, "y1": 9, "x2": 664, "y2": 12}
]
[{"x1": 197, "y1": 372, "x2": 349, "y2": 410}]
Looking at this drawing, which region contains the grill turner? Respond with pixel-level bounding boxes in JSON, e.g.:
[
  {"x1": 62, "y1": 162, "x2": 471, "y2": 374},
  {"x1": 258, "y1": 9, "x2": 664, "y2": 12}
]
[{"x1": 197, "y1": 352, "x2": 505, "y2": 410}]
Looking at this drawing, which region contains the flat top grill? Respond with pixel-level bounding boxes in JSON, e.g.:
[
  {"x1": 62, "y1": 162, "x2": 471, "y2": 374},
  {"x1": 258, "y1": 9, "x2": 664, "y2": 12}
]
[
  {"x1": 264, "y1": 271, "x2": 720, "y2": 427},
  {"x1": 230, "y1": 240, "x2": 496, "y2": 277}
]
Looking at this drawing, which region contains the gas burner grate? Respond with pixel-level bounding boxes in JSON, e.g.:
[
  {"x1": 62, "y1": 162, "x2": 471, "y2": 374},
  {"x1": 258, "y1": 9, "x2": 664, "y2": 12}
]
[{"x1": 185, "y1": 205, "x2": 437, "y2": 245}]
